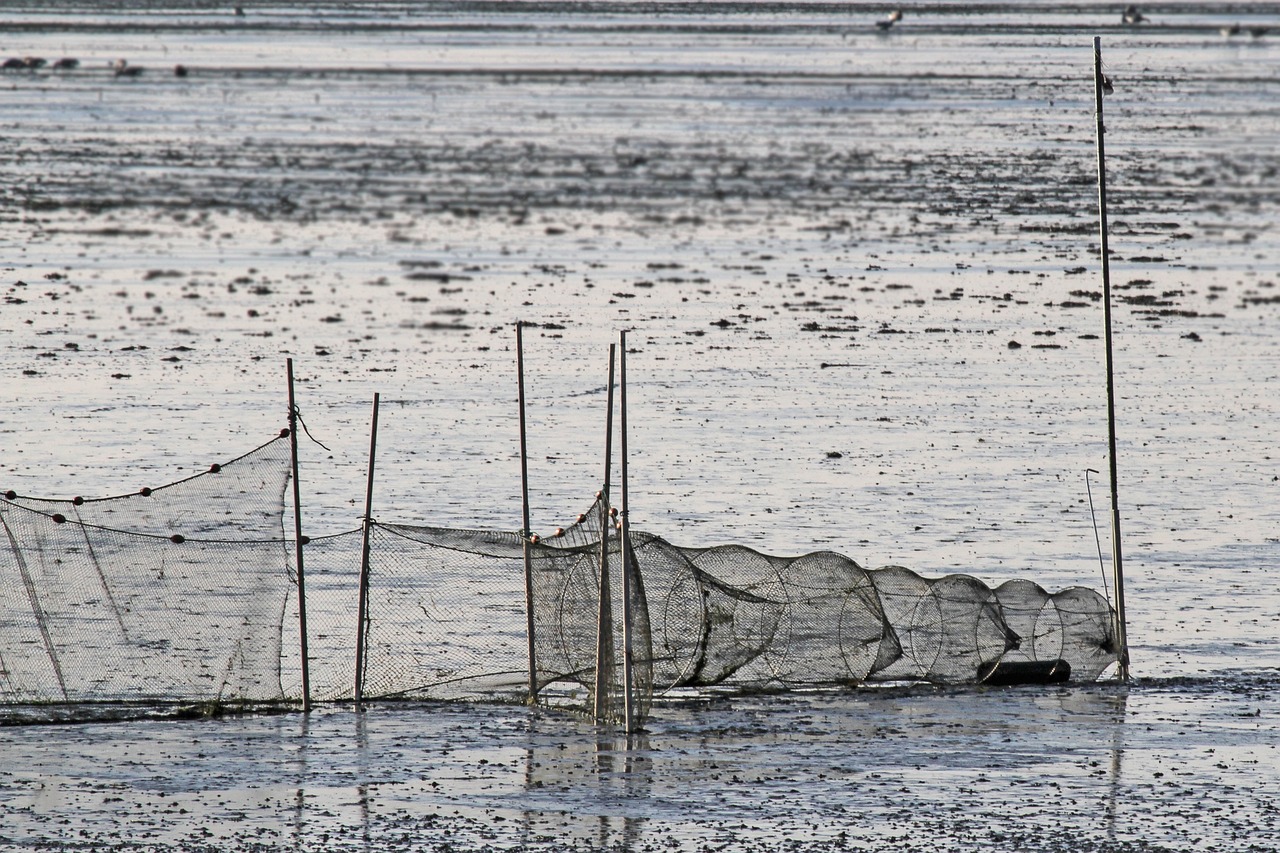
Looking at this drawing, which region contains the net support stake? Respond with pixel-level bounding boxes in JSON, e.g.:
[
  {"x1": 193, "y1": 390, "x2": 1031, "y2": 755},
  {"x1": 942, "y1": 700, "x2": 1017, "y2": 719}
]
[
  {"x1": 354, "y1": 392, "x2": 380, "y2": 706},
  {"x1": 286, "y1": 358, "x2": 312, "y2": 712},
  {"x1": 1093, "y1": 37, "x2": 1130, "y2": 681},
  {"x1": 618, "y1": 330, "x2": 637, "y2": 733},
  {"x1": 594, "y1": 343, "x2": 618, "y2": 722},
  {"x1": 516, "y1": 323, "x2": 539, "y2": 704}
]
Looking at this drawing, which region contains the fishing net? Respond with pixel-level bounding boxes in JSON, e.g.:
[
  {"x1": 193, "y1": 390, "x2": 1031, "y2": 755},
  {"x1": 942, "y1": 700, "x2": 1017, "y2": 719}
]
[
  {"x1": 614, "y1": 544, "x2": 1116, "y2": 692},
  {"x1": 352, "y1": 496, "x2": 650, "y2": 724},
  {"x1": 1, "y1": 431, "x2": 1120, "y2": 725},
  {"x1": 0, "y1": 434, "x2": 297, "y2": 707},
  {"x1": 293, "y1": 529, "x2": 363, "y2": 702},
  {"x1": 349, "y1": 499, "x2": 1119, "y2": 724}
]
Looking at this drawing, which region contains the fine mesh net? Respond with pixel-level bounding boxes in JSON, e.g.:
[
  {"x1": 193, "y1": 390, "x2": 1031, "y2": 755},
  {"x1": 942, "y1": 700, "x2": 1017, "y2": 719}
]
[
  {"x1": 0, "y1": 435, "x2": 297, "y2": 707},
  {"x1": 2, "y1": 432, "x2": 1120, "y2": 724},
  {"x1": 615, "y1": 543, "x2": 1115, "y2": 693},
  {"x1": 358, "y1": 522, "x2": 532, "y2": 701},
  {"x1": 7, "y1": 432, "x2": 293, "y2": 540},
  {"x1": 351, "y1": 496, "x2": 650, "y2": 724},
  {"x1": 292, "y1": 529, "x2": 362, "y2": 702}
]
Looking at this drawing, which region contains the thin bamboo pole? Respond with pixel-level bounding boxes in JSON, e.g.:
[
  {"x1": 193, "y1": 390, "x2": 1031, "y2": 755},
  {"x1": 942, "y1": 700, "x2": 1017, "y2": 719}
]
[
  {"x1": 617, "y1": 331, "x2": 636, "y2": 733},
  {"x1": 594, "y1": 344, "x2": 618, "y2": 722},
  {"x1": 354, "y1": 392, "x2": 380, "y2": 705},
  {"x1": 286, "y1": 358, "x2": 312, "y2": 712},
  {"x1": 1093, "y1": 37, "x2": 1130, "y2": 680},
  {"x1": 516, "y1": 323, "x2": 539, "y2": 703}
]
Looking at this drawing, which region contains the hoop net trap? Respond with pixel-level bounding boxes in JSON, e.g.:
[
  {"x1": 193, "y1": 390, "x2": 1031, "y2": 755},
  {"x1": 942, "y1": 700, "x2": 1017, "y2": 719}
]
[{"x1": 2, "y1": 433, "x2": 1119, "y2": 725}]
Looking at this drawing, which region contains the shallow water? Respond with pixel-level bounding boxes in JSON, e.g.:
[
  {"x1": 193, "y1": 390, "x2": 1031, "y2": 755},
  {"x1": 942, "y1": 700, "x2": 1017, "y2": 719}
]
[
  {"x1": 2, "y1": 1, "x2": 1279, "y2": 849},
  {"x1": 3, "y1": 679, "x2": 1279, "y2": 851}
]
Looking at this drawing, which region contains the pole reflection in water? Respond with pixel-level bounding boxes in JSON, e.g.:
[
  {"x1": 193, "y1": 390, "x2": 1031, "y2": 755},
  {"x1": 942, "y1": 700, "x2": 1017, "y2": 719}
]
[
  {"x1": 357, "y1": 708, "x2": 371, "y2": 852},
  {"x1": 1105, "y1": 686, "x2": 1129, "y2": 846},
  {"x1": 512, "y1": 683, "x2": 1139, "y2": 851},
  {"x1": 293, "y1": 712, "x2": 309, "y2": 848},
  {"x1": 593, "y1": 730, "x2": 650, "y2": 850},
  {"x1": 520, "y1": 716, "x2": 654, "y2": 851}
]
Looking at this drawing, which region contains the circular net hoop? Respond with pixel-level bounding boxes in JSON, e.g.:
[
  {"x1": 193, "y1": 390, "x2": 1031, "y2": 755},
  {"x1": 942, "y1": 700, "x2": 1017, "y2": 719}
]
[
  {"x1": 925, "y1": 574, "x2": 1018, "y2": 684},
  {"x1": 551, "y1": 548, "x2": 605, "y2": 685},
  {"x1": 994, "y1": 579, "x2": 1065, "y2": 665},
  {"x1": 631, "y1": 535, "x2": 704, "y2": 688},
  {"x1": 762, "y1": 552, "x2": 890, "y2": 686},
  {"x1": 867, "y1": 566, "x2": 938, "y2": 682},
  {"x1": 682, "y1": 544, "x2": 787, "y2": 687},
  {"x1": 1053, "y1": 586, "x2": 1120, "y2": 681}
]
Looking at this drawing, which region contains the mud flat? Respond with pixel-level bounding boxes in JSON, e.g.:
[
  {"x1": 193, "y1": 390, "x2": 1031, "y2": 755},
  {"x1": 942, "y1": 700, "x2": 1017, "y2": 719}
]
[
  {"x1": 2, "y1": 2, "x2": 1280, "y2": 850},
  {"x1": 2, "y1": 679, "x2": 1279, "y2": 852}
]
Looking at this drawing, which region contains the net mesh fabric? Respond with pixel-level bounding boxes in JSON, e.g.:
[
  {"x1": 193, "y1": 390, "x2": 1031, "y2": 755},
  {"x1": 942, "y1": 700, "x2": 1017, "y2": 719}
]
[
  {"x1": 358, "y1": 522, "x2": 532, "y2": 702},
  {"x1": 8, "y1": 434, "x2": 293, "y2": 540},
  {"x1": 0, "y1": 435, "x2": 295, "y2": 706},
  {"x1": 619, "y1": 546, "x2": 1115, "y2": 691},
  {"x1": 293, "y1": 530, "x2": 362, "y2": 702},
  {"x1": 351, "y1": 496, "x2": 651, "y2": 724}
]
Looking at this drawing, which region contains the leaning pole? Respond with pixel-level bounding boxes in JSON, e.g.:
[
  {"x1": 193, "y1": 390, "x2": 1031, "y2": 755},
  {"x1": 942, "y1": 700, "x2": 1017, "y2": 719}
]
[{"x1": 1093, "y1": 36, "x2": 1130, "y2": 681}]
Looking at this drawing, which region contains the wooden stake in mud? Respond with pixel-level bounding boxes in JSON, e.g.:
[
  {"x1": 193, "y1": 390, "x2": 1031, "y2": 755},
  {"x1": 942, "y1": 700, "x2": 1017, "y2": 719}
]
[
  {"x1": 594, "y1": 344, "x2": 618, "y2": 722},
  {"x1": 286, "y1": 358, "x2": 312, "y2": 712},
  {"x1": 618, "y1": 331, "x2": 637, "y2": 733},
  {"x1": 516, "y1": 323, "x2": 539, "y2": 703},
  {"x1": 354, "y1": 392, "x2": 380, "y2": 706},
  {"x1": 1093, "y1": 37, "x2": 1130, "y2": 681}
]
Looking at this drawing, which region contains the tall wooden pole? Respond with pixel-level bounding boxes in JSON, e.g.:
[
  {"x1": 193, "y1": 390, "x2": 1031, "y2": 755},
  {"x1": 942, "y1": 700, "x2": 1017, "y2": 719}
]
[
  {"x1": 617, "y1": 331, "x2": 636, "y2": 732},
  {"x1": 594, "y1": 344, "x2": 617, "y2": 722},
  {"x1": 1093, "y1": 37, "x2": 1130, "y2": 680},
  {"x1": 354, "y1": 392, "x2": 380, "y2": 705},
  {"x1": 286, "y1": 358, "x2": 312, "y2": 711},
  {"x1": 516, "y1": 323, "x2": 539, "y2": 703}
]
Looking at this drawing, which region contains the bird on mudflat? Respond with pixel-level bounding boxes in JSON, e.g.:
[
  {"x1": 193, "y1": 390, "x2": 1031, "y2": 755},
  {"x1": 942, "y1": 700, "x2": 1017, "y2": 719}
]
[
  {"x1": 1121, "y1": 5, "x2": 1147, "y2": 24},
  {"x1": 1220, "y1": 23, "x2": 1242, "y2": 37},
  {"x1": 52, "y1": 57, "x2": 80, "y2": 70},
  {"x1": 113, "y1": 58, "x2": 144, "y2": 77},
  {"x1": 875, "y1": 10, "x2": 903, "y2": 31},
  {"x1": 3, "y1": 57, "x2": 46, "y2": 70}
]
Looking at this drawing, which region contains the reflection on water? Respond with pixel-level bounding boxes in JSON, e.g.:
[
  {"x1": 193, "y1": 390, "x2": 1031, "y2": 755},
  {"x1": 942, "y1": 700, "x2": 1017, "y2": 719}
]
[
  {"x1": 518, "y1": 726, "x2": 653, "y2": 850},
  {"x1": 511, "y1": 686, "x2": 1138, "y2": 851}
]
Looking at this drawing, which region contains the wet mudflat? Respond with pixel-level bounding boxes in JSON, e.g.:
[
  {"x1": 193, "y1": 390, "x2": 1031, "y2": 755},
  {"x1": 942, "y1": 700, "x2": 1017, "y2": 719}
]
[
  {"x1": 3, "y1": 679, "x2": 1279, "y2": 852},
  {"x1": 2, "y1": 1, "x2": 1280, "y2": 850}
]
